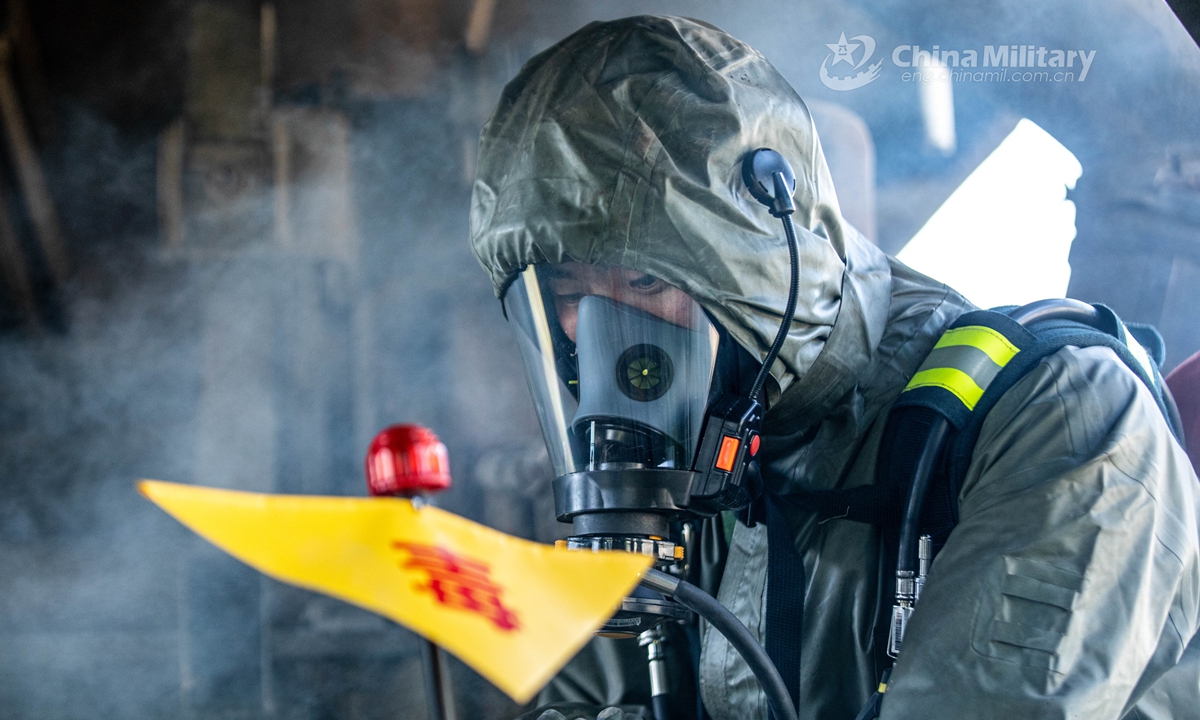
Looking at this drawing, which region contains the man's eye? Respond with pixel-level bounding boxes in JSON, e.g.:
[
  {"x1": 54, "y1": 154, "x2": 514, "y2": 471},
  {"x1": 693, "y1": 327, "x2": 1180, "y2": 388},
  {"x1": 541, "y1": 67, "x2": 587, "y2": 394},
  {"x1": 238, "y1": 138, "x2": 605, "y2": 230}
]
[{"x1": 629, "y1": 274, "x2": 663, "y2": 291}]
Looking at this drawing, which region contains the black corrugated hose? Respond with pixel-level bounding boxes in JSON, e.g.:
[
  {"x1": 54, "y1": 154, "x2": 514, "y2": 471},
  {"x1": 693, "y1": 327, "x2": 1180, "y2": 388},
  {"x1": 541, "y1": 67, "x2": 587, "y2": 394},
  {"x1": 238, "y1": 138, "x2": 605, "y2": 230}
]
[{"x1": 641, "y1": 569, "x2": 798, "y2": 720}]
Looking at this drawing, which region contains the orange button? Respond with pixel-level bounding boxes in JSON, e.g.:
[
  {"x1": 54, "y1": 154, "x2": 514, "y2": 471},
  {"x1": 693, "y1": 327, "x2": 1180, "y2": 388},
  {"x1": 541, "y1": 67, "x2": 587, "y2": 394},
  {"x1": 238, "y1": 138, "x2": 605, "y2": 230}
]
[
  {"x1": 715, "y1": 435, "x2": 740, "y2": 472},
  {"x1": 749, "y1": 433, "x2": 760, "y2": 456}
]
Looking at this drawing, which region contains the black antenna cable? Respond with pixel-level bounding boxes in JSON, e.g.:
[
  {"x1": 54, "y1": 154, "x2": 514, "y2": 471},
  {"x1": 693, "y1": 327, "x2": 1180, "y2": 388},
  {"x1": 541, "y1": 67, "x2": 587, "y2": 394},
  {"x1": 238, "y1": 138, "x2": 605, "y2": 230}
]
[{"x1": 742, "y1": 148, "x2": 801, "y2": 404}]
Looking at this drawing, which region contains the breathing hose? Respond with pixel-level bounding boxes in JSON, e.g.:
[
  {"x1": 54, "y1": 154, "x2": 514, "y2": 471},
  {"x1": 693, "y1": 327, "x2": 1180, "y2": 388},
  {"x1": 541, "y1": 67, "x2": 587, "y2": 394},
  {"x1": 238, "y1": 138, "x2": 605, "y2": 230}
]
[
  {"x1": 651, "y1": 694, "x2": 670, "y2": 720},
  {"x1": 640, "y1": 569, "x2": 799, "y2": 720},
  {"x1": 895, "y1": 418, "x2": 950, "y2": 580}
]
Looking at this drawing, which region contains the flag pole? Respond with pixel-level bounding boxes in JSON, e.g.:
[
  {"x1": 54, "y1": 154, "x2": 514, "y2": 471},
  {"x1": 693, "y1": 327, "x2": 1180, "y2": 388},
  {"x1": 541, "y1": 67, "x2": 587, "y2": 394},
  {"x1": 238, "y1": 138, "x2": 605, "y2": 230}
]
[
  {"x1": 365, "y1": 424, "x2": 459, "y2": 720},
  {"x1": 421, "y1": 639, "x2": 453, "y2": 720}
]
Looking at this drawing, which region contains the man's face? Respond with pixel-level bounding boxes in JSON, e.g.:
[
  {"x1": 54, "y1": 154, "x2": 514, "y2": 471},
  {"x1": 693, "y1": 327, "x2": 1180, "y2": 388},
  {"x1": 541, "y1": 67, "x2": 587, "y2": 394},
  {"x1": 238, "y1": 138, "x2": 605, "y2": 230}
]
[{"x1": 541, "y1": 262, "x2": 699, "y2": 342}]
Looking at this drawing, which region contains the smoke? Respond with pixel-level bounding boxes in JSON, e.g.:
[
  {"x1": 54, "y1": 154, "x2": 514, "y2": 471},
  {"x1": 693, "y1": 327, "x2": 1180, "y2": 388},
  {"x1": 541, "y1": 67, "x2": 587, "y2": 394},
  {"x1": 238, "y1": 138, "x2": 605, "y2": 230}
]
[
  {"x1": 0, "y1": 56, "x2": 543, "y2": 718},
  {"x1": 1, "y1": 1, "x2": 1198, "y2": 719}
]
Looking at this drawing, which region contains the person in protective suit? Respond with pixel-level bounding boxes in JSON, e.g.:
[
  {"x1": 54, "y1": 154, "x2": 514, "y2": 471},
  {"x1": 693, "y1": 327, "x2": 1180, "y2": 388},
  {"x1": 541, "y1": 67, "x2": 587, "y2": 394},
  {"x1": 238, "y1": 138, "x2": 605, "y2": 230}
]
[{"x1": 468, "y1": 15, "x2": 1200, "y2": 720}]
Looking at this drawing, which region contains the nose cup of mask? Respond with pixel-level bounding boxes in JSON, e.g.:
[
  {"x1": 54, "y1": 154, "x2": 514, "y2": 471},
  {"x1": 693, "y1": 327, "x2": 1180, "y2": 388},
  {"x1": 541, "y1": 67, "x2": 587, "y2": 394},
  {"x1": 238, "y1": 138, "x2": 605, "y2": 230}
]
[{"x1": 572, "y1": 296, "x2": 715, "y2": 470}]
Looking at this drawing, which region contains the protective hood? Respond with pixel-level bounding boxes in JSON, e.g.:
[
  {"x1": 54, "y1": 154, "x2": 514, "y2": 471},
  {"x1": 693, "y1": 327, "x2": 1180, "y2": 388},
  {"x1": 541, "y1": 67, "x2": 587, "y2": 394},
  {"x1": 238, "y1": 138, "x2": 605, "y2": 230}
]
[{"x1": 469, "y1": 15, "x2": 892, "y2": 415}]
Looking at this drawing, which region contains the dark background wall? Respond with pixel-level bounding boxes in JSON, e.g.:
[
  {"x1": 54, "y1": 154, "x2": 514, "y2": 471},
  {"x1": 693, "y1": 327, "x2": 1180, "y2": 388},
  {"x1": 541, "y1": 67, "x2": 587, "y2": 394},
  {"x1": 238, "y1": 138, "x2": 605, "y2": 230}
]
[{"x1": 0, "y1": 1, "x2": 1197, "y2": 718}]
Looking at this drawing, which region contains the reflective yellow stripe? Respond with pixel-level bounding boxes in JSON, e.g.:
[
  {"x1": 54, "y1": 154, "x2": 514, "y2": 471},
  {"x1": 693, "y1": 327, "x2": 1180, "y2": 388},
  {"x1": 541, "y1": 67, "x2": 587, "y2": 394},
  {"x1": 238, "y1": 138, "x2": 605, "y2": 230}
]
[
  {"x1": 933, "y1": 326, "x2": 1020, "y2": 367},
  {"x1": 877, "y1": 682, "x2": 888, "y2": 693},
  {"x1": 905, "y1": 367, "x2": 985, "y2": 410}
]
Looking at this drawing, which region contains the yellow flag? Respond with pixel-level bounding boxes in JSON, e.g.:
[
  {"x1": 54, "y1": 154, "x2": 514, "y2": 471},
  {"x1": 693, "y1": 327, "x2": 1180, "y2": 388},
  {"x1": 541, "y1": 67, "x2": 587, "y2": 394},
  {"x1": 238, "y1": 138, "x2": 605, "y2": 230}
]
[{"x1": 139, "y1": 480, "x2": 650, "y2": 704}]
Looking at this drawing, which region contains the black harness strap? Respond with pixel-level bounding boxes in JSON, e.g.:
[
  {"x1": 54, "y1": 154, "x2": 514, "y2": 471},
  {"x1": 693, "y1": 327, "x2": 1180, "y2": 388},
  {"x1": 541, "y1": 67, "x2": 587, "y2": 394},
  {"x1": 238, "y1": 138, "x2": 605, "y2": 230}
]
[{"x1": 765, "y1": 492, "x2": 803, "y2": 720}]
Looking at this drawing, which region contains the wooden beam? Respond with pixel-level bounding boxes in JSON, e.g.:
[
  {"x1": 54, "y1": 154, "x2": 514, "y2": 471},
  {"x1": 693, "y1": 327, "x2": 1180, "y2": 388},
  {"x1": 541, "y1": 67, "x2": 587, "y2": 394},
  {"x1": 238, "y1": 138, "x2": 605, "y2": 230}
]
[
  {"x1": 260, "y1": 2, "x2": 277, "y2": 110},
  {"x1": 271, "y1": 113, "x2": 293, "y2": 248},
  {"x1": 157, "y1": 118, "x2": 186, "y2": 249},
  {"x1": 0, "y1": 37, "x2": 67, "y2": 283},
  {"x1": 464, "y1": 0, "x2": 497, "y2": 54},
  {"x1": 0, "y1": 172, "x2": 38, "y2": 324},
  {"x1": 8, "y1": 0, "x2": 56, "y2": 142}
]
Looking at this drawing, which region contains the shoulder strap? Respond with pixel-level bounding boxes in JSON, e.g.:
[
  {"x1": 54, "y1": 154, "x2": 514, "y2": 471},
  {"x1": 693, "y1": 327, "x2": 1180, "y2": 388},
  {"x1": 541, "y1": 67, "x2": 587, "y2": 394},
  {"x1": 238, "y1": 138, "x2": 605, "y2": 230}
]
[
  {"x1": 787, "y1": 302, "x2": 1182, "y2": 535},
  {"x1": 886, "y1": 309, "x2": 1037, "y2": 543},
  {"x1": 785, "y1": 310, "x2": 1038, "y2": 531},
  {"x1": 905, "y1": 304, "x2": 1183, "y2": 532}
]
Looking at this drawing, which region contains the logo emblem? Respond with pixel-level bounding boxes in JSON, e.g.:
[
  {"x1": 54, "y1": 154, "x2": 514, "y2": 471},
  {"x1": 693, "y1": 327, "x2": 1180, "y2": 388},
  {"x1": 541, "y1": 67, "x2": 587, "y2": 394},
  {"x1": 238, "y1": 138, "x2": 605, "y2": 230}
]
[{"x1": 820, "y1": 32, "x2": 883, "y2": 91}]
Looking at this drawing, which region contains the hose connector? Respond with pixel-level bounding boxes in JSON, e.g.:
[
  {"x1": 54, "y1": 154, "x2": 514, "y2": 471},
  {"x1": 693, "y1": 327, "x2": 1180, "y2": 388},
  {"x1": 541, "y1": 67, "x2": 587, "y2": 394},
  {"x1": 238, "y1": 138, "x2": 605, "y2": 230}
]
[
  {"x1": 916, "y1": 534, "x2": 933, "y2": 601},
  {"x1": 639, "y1": 567, "x2": 681, "y2": 596}
]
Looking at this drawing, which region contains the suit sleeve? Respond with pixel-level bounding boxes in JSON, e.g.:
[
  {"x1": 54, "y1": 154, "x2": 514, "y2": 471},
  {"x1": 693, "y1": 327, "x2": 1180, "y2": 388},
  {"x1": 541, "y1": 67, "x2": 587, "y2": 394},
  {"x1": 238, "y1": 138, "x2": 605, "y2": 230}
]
[{"x1": 879, "y1": 346, "x2": 1200, "y2": 720}]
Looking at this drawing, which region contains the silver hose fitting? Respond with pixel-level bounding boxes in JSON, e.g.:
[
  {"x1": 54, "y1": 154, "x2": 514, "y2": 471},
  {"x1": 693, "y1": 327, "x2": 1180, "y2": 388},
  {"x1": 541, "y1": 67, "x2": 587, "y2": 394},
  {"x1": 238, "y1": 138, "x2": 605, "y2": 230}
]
[
  {"x1": 889, "y1": 535, "x2": 934, "y2": 658},
  {"x1": 640, "y1": 626, "x2": 669, "y2": 700}
]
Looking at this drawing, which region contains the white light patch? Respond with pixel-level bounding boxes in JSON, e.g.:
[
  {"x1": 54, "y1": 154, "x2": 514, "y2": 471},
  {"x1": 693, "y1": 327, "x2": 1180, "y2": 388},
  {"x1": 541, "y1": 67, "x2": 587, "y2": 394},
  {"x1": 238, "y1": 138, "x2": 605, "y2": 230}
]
[
  {"x1": 920, "y1": 59, "x2": 956, "y2": 155},
  {"x1": 897, "y1": 119, "x2": 1082, "y2": 309}
]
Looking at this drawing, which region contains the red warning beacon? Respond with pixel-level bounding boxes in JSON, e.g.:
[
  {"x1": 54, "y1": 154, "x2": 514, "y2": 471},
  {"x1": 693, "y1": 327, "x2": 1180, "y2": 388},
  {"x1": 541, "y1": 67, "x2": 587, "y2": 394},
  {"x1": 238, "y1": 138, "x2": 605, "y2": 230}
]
[
  {"x1": 365, "y1": 424, "x2": 456, "y2": 720},
  {"x1": 365, "y1": 424, "x2": 451, "y2": 497}
]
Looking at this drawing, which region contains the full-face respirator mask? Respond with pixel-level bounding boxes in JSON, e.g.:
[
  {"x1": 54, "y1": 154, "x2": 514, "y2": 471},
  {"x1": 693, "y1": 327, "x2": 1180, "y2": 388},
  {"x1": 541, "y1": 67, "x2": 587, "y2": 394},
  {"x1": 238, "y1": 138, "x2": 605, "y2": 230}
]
[{"x1": 503, "y1": 149, "x2": 802, "y2": 637}]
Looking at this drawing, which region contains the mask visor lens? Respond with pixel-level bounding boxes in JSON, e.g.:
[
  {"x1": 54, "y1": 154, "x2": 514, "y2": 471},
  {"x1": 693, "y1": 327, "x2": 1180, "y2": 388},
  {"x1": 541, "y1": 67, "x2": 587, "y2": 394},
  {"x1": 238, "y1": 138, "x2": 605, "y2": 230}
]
[{"x1": 504, "y1": 265, "x2": 719, "y2": 478}]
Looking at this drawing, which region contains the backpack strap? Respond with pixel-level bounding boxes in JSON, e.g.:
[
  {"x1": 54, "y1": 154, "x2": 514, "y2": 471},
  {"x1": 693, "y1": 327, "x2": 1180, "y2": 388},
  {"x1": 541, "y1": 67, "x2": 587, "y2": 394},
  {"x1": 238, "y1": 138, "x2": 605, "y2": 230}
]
[
  {"x1": 787, "y1": 302, "x2": 1183, "y2": 535},
  {"x1": 935, "y1": 305, "x2": 1183, "y2": 527},
  {"x1": 893, "y1": 311, "x2": 1035, "y2": 427},
  {"x1": 885, "y1": 310, "x2": 1038, "y2": 545},
  {"x1": 785, "y1": 310, "x2": 1038, "y2": 531}
]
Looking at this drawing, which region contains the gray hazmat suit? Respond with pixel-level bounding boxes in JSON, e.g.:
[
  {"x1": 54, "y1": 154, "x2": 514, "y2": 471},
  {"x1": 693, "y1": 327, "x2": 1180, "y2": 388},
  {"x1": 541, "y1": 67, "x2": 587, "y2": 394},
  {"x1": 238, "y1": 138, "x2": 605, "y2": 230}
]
[{"x1": 468, "y1": 15, "x2": 1200, "y2": 720}]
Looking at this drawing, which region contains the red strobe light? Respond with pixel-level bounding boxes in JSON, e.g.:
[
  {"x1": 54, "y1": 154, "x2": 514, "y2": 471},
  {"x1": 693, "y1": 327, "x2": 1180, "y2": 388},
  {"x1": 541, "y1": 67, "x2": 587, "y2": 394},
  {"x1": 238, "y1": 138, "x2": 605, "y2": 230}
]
[{"x1": 366, "y1": 424, "x2": 451, "y2": 497}]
